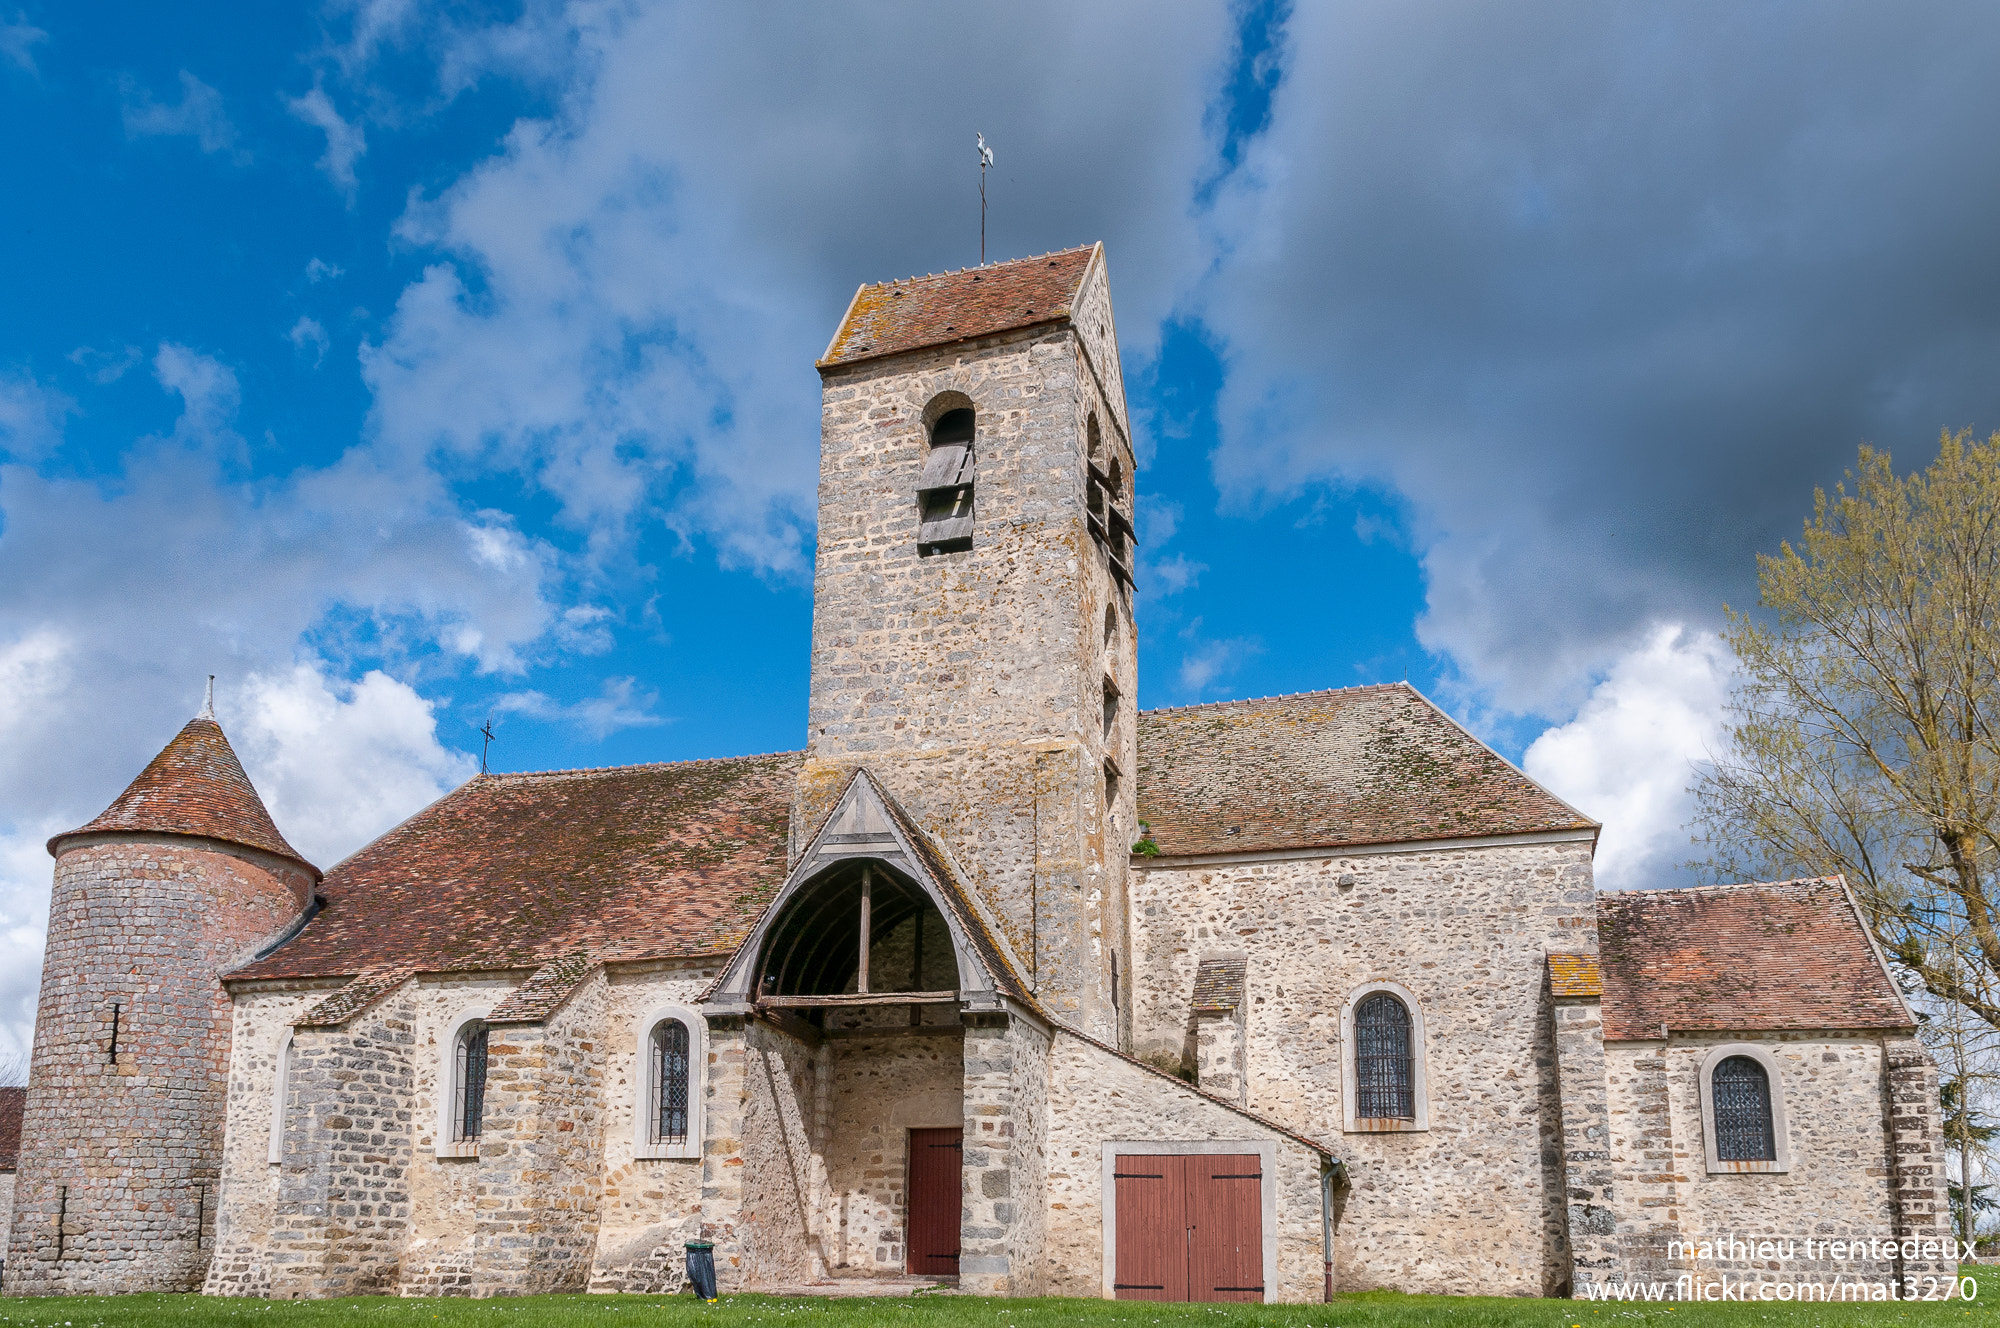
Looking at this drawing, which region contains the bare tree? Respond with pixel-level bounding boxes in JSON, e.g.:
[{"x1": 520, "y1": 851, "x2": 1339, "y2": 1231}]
[{"x1": 1694, "y1": 431, "x2": 2000, "y2": 1031}]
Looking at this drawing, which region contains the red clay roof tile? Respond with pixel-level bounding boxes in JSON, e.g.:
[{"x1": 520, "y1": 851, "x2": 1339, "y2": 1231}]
[
  {"x1": 1135, "y1": 684, "x2": 1595, "y2": 857},
  {"x1": 1596, "y1": 878, "x2": 1911, "y2": 1039},
  {"x1": 49, "y1": 716, "x2": 317, "y2": 875},
  {"x1": 819, "y1": 245, "x2": 1097, "y2": 369},
  {"x1": 231, "y1": 751, "x2": 801, "y2": 982}
]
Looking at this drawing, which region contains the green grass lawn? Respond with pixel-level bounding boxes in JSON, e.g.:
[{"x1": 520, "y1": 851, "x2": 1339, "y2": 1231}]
[{"x1": 0, "y1": 1286, "x2": 1995, "y2": 1328}]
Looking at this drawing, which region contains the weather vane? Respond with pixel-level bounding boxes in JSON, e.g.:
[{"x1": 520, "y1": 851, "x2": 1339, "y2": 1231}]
[
  {"x1": 477, "y1": 717, "x2": 497, "y2": 774},
  {"x1": 977, "y1": 131, "x2": 994, "y2": 265}
]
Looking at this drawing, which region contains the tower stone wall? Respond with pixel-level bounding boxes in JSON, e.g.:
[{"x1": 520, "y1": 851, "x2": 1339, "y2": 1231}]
[
  {"x1": 798, "y1": 251, "x2": 1137, "y2": 1037},
  {"x1": 6, "y1": 833, "x2": 311, "y2": 1293}
]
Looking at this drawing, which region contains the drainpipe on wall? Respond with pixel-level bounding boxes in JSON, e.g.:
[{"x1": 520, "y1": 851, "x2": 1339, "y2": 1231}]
[{"x1": 1320, "y1": 1160, "x2": 1338, "y2": 1302}]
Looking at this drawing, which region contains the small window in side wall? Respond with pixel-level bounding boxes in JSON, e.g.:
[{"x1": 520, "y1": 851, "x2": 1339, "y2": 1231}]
[
  {"x1": 636, "y1": 1005, "x2": 705, "y2": 1159},
  {"x1": 1712, "y1": 1056, "x2": 1775, "y2": 1161},
  {"x1": 918, "y1": 409, "x2": 976, "y2": 552},
  {"x1": 452, "y1": 1020, "x2": 489, "y2": 1142},
  {"x1": 268, "y1": 1033, "x2": 292, "y2": 1164},
  {"x1": 651, "y1": 1019, "x2": 692, "y2": 1146},
  {"x1": 1354, "y1": 993, "x2": 1415, "y2": 1120},
  {"x1": 1696, "y1": 1042, "x2": 1791, "y2": 1172}
]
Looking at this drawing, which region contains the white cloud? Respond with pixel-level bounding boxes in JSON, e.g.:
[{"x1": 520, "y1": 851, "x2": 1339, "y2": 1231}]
[
  {"x1": 1176, "y1": 620, "x2": 1263, "y2": 696},
  {"x1": 288, "y1": 316, "x2": 329, "y2": 367},
  {"x1": 67, "y1": 343, "x2": 142, "y2": 384},
  {"x1": 1523, "y1": 624, "x2": 1734, "y2": 891},
  {"x1": 122, "y1": 70, "x2": 246, "y2": 161},
  {"x1": 493, "y1": 674, "x2": 664, "y2": 741},
  {"x1": 0, "y1": 370, "x2": 73, "y2": 461},
  {"x1": 304, "y1": 257, "x2": 344, "y2": 283},
  {"x1": 233, "y1": 662, "x2": 475, "y2": 869},
  {"x1": 0, "y1": 16, "x2": 46, "y2": 74},
  {"x1": 0, "y1": 345, "x2": 568, "y2": 1054},
  {"x1": 287, "y1": 84, "x2": 366, "y2": 202}
]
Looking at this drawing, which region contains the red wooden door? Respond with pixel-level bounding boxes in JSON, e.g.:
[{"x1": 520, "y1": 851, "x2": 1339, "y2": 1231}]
[
  {"x1": 1114, "y1": 1153, "x2": 1263, "y2": 1303},
  {"x1": 1113, "y1": 1154, "x2": 1188, "y2": 1300},
  {"x1": 1186, "y1": 1155, "x2": 1264, "y2": 1302},
  {"x1": 906, "y1": 1128, "x2": 962, "y2": 1275}
]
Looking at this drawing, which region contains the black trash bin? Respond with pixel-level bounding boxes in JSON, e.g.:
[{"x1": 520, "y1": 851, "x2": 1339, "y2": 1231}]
[{"x1": 685, "y1": 1239, "x2": 717, "y2": 1301}]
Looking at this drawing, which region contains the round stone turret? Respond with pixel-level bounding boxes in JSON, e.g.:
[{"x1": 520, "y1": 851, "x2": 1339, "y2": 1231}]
[{"x1": 6, "y1": 696, "x2": 318, "y2": 1293}]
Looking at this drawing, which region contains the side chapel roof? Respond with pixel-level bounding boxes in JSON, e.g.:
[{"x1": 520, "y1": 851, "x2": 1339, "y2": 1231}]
[
  {"x1": 49, "y1": 714, "x2": 318, "y2": 876},
  {"x1": 231, "y1": 751, "x2": 800, "y2": 981},
  {"x1": 1135, "y1": 684, "x2": 1595, "y2": 857},
  {"x1": 1595, "y1": 878, "x2": 1912, "y2": 1040},
  {"x1": 819, "y1": 244, "x2": 1098, "y2": 369}
]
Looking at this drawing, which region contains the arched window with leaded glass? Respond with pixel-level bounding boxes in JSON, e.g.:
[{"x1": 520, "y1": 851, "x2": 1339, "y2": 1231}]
[
  {"x1": 1355, "y1": 993, "x2": 1414, "y2": 1120},
  {"x1": 636, "y1": 1004, "x2": 706, "y2": 1159},
  {"x1": 435, "y1": 1007, "x2": 491, "y2": 1158},
  {"x1": 1341, "y1": 981, "x2": 1430, "y2": 1131},
  {"x1": 1699, "y1": 1043, "x2": 1790, "y2": 1172}
]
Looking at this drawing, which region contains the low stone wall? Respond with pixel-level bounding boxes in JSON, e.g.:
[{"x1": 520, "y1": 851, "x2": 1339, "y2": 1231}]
[{"x1": 1044, "y1": 1026, "x2": 1330, "y2": 1303}]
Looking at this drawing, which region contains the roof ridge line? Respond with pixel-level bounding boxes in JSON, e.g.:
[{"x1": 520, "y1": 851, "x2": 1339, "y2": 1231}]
[
  {"x1": 868, "y1": 244, "x2": 1095, "y2": 291},
  {"x1": 1599, "y1": 875, "x2": 1842, "y2": 897},
  {"x1": 1138, "y1": 681, "x2": 1409, "y2": 717},
  {"x1": 483, "y1": 748, "x2": 805, "y2": 781}
]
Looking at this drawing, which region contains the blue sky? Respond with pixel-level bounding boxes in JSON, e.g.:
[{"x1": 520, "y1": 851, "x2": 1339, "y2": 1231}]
[{"x1": 6, "y1": 0, "x2": 2000, "y2": 1056}]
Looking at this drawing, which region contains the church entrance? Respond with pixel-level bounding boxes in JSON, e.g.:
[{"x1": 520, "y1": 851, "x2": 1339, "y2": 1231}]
[
  {"x1": 1111, "y1": 1153, "x2": 1264, "y2": 1303},
  {"x1": 905, "y1": 1127, "x2": 963, "y2": 1275}
]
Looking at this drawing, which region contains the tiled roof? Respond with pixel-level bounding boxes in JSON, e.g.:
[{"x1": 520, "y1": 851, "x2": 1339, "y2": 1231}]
[
  {"x1": 819, "y1": 245, "x2": 1097, "y2": 369},
  {"x1": 1547, "y1": 953, "x2": 1603, "y2": 998},
  {"x1": 1191, "y1": 955, "x2": 1247, "y2": 1011},
  {"x1": 1135, "y1": 684, "x2": 1595, "y2": 857},
  {"x1": 232, "y1": 752, "x2": 802, "y2": 982},
  {"x1": 1596, "y1": 878, "x2": 1912, "y2": 1040},
  {"x1": 49, "y1": 716, "x2": 317, "y2": 876},
  {"x1": 0, "y1": 1086, "x2": 23, "y2": 1171}
]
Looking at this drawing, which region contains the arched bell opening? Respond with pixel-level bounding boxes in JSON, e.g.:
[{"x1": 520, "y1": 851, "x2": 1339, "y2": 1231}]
[{"x1": 754, "y1": 860, "x2": 961, "y2": 1023}]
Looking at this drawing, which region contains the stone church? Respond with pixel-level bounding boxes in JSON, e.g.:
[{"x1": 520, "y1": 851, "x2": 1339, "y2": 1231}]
[{"x1": 3, "y1": 244, "x2": 1954, "y2": 1303}]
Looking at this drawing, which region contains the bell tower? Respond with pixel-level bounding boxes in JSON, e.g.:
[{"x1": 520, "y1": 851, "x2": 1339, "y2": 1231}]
[{"x1": 798, "y1": 243, "x2": 1138, "y2": 1039}]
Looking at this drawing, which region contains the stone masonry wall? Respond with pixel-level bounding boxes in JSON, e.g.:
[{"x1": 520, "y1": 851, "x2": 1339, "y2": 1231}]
[
  {"x1": 398, "y1": 972, "x2": 523, "y2": 1295},
  {"x1": 1550, "y1": 990, "x2": 1615, "y2": 1295},
  {"x1": 1043, "y1": 1028, "x2": 1329, "y2": 1302},
  {"x1": 1129, "y1": 838, "x2": 1596, "y2": 1295},
  {"x1": 1605, "y1": 1031, "x2": 1954, "y2": 1290},
  {"x1": 202, "y1": 987, "x2": 328, "y2": 1296},
  {"x1": 802, "y1": 321, "x2": 1135, "y2": 1037},
  {"x1": 588, "y1": 962, "x2": 715, "y2": 1294},
  {"x1": 959, "y1": 1012, "x2": 1051, "y2": 1296},
  {"x1": 734, "y1": 1019, "x2": 822, "y2": 1289},
  {"x1": 267, "y1": 983, "x2": 419, "y2": 1298},
  {"x1": 816, "y1": 1026, "x2": 963, "y2": 1276},
  {"x1": 9, "y1": 836, "x2": 310, "y2": 1295},
  {"x1": 469, "y1": 972, "x2": 607, "y2": 1295}
]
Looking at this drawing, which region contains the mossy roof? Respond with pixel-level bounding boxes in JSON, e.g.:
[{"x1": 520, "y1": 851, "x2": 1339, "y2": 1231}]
[
  {"x1": 232, "y1": 751, "x2": 801, "y2": 981},
  {"x1": 1134, "y1": 683, "x2": 1594, "y2": 857}
]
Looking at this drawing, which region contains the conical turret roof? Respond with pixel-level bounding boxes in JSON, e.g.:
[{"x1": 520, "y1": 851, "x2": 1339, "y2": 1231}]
[{"x1": 49, "y1": 711, "x2": 320, "y2": 877}]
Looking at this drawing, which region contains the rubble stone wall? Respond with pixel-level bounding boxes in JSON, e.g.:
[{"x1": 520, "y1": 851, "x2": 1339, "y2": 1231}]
[
  {"x1": 816, "y1": 1022, "x2": 964, "y2": 1276},
  {"x1": 1043, "y1": 1027, "x2": 1329, "y2": 1302},
  {"x1": 1605, "y1": 1031, "x2": 1954, "y2": 1288},
  {"x1": 1128, "y1": 837, "x2": 1596, "y2": 1295},
  {"x1": 8, "y1": 835, "x2": 311, "y2": 1294},
  {"x1": 201, "y1": 987, "x2": 326, "y2": 1296}
]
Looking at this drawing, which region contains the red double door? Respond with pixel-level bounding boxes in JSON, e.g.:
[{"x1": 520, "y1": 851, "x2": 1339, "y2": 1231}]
[
  {"x1": 1113, "y1": 1153, "x2": 1264, "y2": 1302},
  {"x1": 907, "y1": 1128, "x2": 963, "y2": 1275}
]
